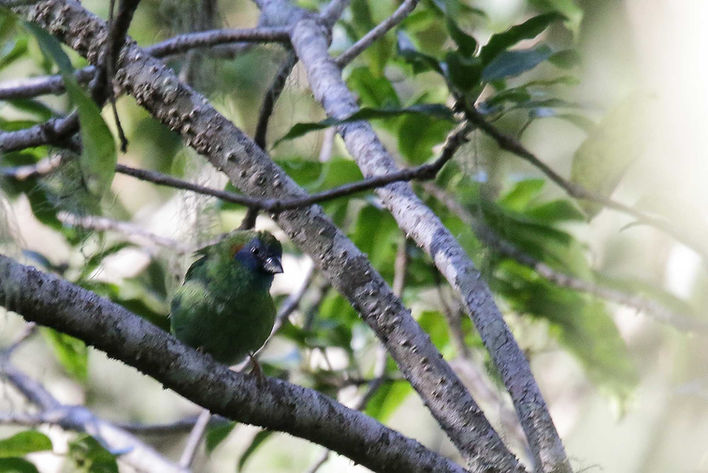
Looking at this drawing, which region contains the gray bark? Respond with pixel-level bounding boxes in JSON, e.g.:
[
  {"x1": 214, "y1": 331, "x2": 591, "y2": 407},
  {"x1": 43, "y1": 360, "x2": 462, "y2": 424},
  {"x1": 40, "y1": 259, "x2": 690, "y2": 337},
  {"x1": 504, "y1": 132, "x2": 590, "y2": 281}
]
[{"x1": 9, "y1": 1, "x2": 523, "y2": 471}]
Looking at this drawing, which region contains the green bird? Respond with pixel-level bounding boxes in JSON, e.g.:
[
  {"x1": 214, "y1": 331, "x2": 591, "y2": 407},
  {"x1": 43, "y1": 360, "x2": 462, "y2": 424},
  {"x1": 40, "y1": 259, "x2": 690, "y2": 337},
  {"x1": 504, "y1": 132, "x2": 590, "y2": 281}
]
[{"x1": 170, "y1": 230, "x2": 283, "y2": 366}]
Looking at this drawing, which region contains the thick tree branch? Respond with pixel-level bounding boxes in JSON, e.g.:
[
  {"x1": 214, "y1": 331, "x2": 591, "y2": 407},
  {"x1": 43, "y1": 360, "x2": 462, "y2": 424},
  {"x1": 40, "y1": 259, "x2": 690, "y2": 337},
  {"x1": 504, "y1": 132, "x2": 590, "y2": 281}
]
[
  {"x1": 0, "y1": 255, "x2": 468, "y2": 473},
  {"x1": 11, "y1": 2, "x2": 511, "y2": 472},
  {"x1": 286, "y1": 9, "x2": 569, "y2": 473}
]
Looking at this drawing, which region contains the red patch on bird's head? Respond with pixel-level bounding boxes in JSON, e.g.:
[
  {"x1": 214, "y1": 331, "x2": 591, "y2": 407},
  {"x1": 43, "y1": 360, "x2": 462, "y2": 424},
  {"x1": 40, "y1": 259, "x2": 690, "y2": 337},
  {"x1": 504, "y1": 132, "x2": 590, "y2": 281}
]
[{"x1": 229, "y1": 243, "x2": 244, "y2": 258}]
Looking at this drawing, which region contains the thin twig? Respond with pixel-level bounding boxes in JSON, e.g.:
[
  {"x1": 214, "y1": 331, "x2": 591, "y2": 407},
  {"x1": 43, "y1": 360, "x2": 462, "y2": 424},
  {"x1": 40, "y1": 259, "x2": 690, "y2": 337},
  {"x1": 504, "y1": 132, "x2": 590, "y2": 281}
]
[
  {"x1": 115, "y1": 414, "x2": 231, "y2": 435},
  {"x1": 464, "y1": 106, "x2": 708, "y2": 262},
  {"x1": 114, "y1": 123, "x2": 471, "y2": 212},
  {"x1": 0, "y1": 112, "x2": 78, "y2": 152},
  {"x1": 0, "y1": 323, "x2": 37, "y2": 359},
  {"x1": 145, "y1": 27, "x2": 290, "y2": 57},
  {"x1": 0, "y1": 361, "x2": 187, "y2": 472},
  {"x1": 98, "y1": 0, "x2": 141, "y2": 151},
  {"x1": 268, "y1": 260, "x2": 316, "y2": 338},
  {"x1": 335, "y1": 0, "x2": 419, "y2": 67},
  {"x1": 319, "y1": 0, "x2": 350, "y2": 28},
  {"x1": 178, "y1": 408, "x2": 212, "y2": 469},
  {"x1": 255, "y1": 51, "x2": 298, "y2": 149},
  {"x1": 0, "y1": 154, "x2": 63, "y2": 180},
  {"x1": 57, "y1": 211, "x2": 191, "y2": 254},
  {"x1": 424, "y1": 183, "x2": 708, "y2": 332},
  {"x1": 0, "y1": 68, "x2": 95, "y2": 100}
]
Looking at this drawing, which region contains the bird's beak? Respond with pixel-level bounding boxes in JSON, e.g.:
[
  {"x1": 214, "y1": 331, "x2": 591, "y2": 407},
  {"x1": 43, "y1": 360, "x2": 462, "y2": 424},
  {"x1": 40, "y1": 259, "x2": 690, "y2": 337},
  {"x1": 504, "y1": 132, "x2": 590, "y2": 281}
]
[{"x1": 263, "y1": 256, "x2": 283, "y2": 274}]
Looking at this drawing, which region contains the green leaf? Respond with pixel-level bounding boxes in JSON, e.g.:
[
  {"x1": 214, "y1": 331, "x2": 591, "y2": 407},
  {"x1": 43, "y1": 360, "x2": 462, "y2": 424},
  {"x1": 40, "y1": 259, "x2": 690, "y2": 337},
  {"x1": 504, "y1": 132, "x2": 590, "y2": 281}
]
[
  {"x1": 570, "y1": 92, "x2": 651, "y2": 218},
  {"x1": 275, "y1": 104, "x2": 454, "y2": 145},
  {"x1": 0, "y1": 458, "x2": 40, "y2": 473},
  {"x1": 397, "y1": 111, "x2": 456, "y2": 165},
  {"x1": 42, "y1": 328, "x2": 88, "y2": 381},
  {"x1": 445, "y1": 17, "x2": 477, "y2": 57},
  {"x1": 493, "y1": 261, "x2": 637, "y2": 399},
  {"x1": 444, "y1": 52, "x2": 482, "y2": 92},
  {"x1": 416, "y1": 311, "x2": 453, "y2": 357},
  {"x1": 480, "y1": 13, "x2": 562, "y2": 65},
  {"x1": 5, "y1": 98, "x2": 54, "y2": 121},
  {"x1": 482, "y1": 45, "x2": 554, "y2": 81},
  {"x1": 525, "y1": 199, "x2": 586, "y2": 223},
  {"x1": 364, "y1": 380, "x2": 412, "y2": 421},
  {"x1": 529, "y1": 0, "x2": 583, "y2": 37},
  {"x1": 205, "y1": 421, "x2": 236, "y2": 453},
  {"x1": 350, "y1": 206, "x2": 399, "y2": 278},
  {"x1": 22, "y1": 21, "x2": 73, "y2": 73},
  {"x1": 0, "y1": 36, "x2": 27, "y2": 71},
  {"x1": 23, "y1": 21, "x2": 116, "y2": 197},
  {"x1": 548, "y1": 49, "x2": 581, "y2": 68},
  {"x1": 396, "y1": 31, "x2": 443, "y2": 74},
  {"x1": 237, "y1": 430, "x2": 273, "y2": 472},
  {"x1": 67, "y1": 435, "x2": 118, "y2": 473},
  {"x1": 499, "y1": 179, "x2": 545, "y2": 211},
  {"x1": 0, "y1": 431, "x2": 52, "y2": 458},
  {"x1": 65, "y1": 81, "x2": 117, "y2": 196},
  {"x1": 347, "y1": 67, "x2": 400, "y2": 108}
]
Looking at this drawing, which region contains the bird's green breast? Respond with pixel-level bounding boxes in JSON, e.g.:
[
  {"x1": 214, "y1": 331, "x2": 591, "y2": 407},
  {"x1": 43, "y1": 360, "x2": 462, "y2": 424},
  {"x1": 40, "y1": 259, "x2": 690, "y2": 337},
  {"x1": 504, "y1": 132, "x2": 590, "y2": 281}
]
[{"x1": 170, "y1": 257, "x2": 276, "y2": 364}]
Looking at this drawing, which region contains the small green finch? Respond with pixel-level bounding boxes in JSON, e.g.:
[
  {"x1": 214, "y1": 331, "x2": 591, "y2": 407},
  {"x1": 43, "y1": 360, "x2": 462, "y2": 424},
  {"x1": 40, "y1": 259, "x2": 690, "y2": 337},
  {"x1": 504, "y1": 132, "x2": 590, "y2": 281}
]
[{"x1": 170, "y1": 230, "x2": 283, "y2": 366}]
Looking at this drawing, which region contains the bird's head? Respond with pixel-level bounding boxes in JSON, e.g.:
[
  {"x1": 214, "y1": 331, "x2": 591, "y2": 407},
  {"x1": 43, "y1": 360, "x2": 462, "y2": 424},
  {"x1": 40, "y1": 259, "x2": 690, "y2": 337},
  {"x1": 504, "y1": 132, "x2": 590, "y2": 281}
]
[{"x1": 230, "y1": 231, "x2": 283, "y2": 276}]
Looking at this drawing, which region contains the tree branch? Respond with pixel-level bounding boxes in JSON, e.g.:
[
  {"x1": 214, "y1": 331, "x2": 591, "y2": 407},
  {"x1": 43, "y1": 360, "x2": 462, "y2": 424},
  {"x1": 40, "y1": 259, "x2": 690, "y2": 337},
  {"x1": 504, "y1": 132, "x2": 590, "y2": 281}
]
[
  {"x1": 255, "y1": 50, "x2": 298, "y2": 149},
  {"x1": 0, "y1": 254, "x2": 467, "y2": 473},
  {"x1": 0, "y1": 112, "x2": 78, "y2": 152},
  {"x1": 0, "y1": 361, "x2": 187, "y2": 473},
  {"x1": 144, "y1": 27, "x2": 291, "y2": 57},
  {"x1": 424, "y1": 183, "x2": 707, "y2": 333},
  {"x1": 464, "y1": 107, "x2": 708, "y2": 263},
  {"x1": 113, "y1": 123, "x2": 467, "y2": 212},
  {"x1": 10, "y1": 2, "x2": 507, "y2": 472},
  {"x1": 335, "y1": 0, "x2": 418, "y2": 67},
  {"x1": 286, "y1": 10, "x2": 567, "y2": 473}
]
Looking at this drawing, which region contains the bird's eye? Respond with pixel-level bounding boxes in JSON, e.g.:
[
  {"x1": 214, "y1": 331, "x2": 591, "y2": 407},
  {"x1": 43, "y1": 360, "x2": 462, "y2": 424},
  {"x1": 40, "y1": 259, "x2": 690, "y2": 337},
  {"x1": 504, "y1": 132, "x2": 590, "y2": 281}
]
[{"x1": 251, "y1": 247, "x2": 260, "y2": 255}]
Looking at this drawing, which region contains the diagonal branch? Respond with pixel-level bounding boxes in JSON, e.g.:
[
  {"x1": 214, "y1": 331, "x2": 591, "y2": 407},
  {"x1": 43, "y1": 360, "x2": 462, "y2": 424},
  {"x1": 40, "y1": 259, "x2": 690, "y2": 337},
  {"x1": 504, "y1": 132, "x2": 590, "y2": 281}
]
[
  {"x1": 464, "y1": 107, "x2": 708, "y2": 263},
  {"x1": 11, "y1": 2, "x2": 515, "y2": 472},
  {"x1": 0, "y1": 254, "x2": 467, "y2": 473},
  {"x1": 0, "y1": 361, "x2": 187, "y2": 473},
  {"x1": 286, "y1": 8, "x2": 569, "y2": 473},
  {"x1": 144, "y1": 26, "x2": 291, "y2": 57},
  {"x1": 424, "y1": 183, "x2": 707, "y2": 333},
  {"x1": 255, "y1": 50, "x2": 298, "y2": 149},
  {"x1": 111, "y1": 123, "x2": 469, "y2": 212},
  {"x1": 335, "y1": 0, "x2": 419, "y2": 67}
]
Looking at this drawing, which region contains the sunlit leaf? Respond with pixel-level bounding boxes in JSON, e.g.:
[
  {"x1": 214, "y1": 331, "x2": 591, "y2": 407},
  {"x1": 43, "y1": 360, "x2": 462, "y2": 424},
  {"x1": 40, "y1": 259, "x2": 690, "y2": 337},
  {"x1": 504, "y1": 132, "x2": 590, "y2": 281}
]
[
  {"x1": 0, "y1": 458, "x2": 40, "y2": 473},
  {"x1": 364, "y1": 380, "x2": 413, "y2": 421},
  {"x1": 42, "y1": 327, "x2": 88, "y2": 381},
  {"x1": 0, "y1": 431, "x2": 52, "y2": 458}
]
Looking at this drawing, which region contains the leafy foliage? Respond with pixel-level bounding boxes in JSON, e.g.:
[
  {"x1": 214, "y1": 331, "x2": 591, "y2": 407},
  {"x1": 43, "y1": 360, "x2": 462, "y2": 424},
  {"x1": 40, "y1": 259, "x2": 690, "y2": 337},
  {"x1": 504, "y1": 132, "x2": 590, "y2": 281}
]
[{"x1": 0, "y1": 1, "x2": 696, "y2": 471}]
